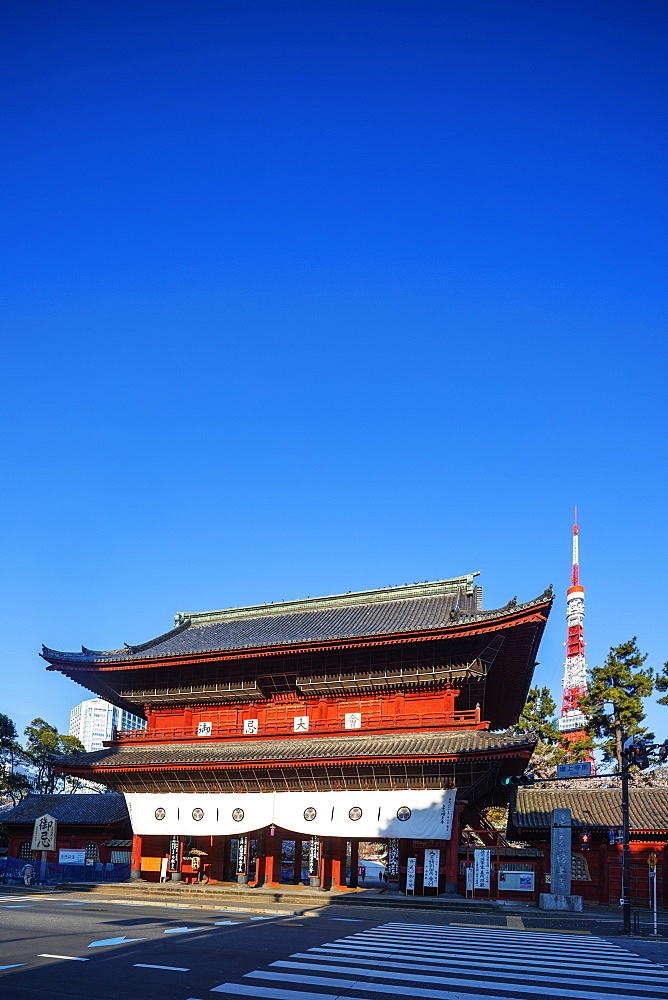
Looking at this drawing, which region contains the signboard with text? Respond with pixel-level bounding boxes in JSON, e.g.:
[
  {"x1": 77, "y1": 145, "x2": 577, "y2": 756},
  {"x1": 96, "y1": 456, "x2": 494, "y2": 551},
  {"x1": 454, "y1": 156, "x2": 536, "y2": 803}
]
[
  {"x1": 58, "y1": 849, "x2": 85, "y2": 865},
  {"x1": 556, "y1": 762, "x2": 591, "y2": 779},
  {"x1": 169, "y1": 836, "x2": 180, "y2": 872},
  {"x1": 405, "y1": 857, "x2": 416, "y2": 892},
  {"x1": 423, "y1": 848, "x2": 440, "y2": 888},
  {"x1": 31, "y1": 814, "x2": 57, "y2": 852},
  {"x1": 473, "y1": 849, "x2": 491, "y2": 890}
]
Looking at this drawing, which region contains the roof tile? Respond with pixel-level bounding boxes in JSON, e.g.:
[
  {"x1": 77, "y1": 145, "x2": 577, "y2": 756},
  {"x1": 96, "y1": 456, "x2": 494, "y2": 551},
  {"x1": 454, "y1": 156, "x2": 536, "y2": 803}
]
[
  {"x1": 58, "y1": 729, "x2": 535, "y2": 770},
  {"x1": 511, "y1": 788, "x2": 668, "y2": 832},
  {"x1": 1, "y1": 793, "x2": 129, "y2": 826},
  {"x1": 42, "y1": 585, "x2": 552, "y2": 664}
]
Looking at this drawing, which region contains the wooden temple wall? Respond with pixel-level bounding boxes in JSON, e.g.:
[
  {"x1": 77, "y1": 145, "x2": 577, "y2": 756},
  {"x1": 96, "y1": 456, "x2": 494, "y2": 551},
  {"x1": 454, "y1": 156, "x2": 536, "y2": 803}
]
[{"x1": 123, "y1": 687, "x2": 484, "y2": 741}]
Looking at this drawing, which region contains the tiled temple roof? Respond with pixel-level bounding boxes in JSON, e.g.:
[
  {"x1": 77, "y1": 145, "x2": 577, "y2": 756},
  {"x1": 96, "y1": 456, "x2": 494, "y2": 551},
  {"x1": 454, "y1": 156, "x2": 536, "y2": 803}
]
[
  {"x1": 56, "y1": 729, "x2": 535, "y2": 771},
  {"x1": 0, "y1": 793, "x2": 128, "y2": 825},
  {"x1": 42, "y1": 578, "x2": 552, "y2": 665},
  {"x1": 511, "y1": 788, "x2": 668, "y2": 832}
]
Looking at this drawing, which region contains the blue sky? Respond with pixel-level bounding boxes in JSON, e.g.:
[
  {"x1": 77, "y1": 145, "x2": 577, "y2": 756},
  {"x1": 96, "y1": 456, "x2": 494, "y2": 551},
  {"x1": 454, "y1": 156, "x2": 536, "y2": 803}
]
[{"x1": 1, "y1": 1, "x2": 666, "y2": 746}]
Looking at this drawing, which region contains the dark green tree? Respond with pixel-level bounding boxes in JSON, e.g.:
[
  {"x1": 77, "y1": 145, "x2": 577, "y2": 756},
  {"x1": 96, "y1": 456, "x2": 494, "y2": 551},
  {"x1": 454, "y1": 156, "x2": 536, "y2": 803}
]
[
  {"x1": 512, "y1": 687, "x2": 591, "y2": 780},
  {"x1": 23, "y1": 718, "x2": 85, "y2": 794},
  {"x1": 655, "y1": 661, "x2": 668, "y2": 707},
  {"x1": 516, "y1": 686, "x2": 560, "y2": 743},
  {"x1": 0, "y1": 713, "x2": 32, "y2": 804},
  {"x1": 581, "y1": 638, "x2": 654, "y2": 770}
]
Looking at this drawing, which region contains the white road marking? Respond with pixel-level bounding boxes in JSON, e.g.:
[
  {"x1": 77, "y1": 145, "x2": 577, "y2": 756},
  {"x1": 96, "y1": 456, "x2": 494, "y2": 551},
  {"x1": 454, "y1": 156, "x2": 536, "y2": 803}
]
[
  {"x1": 214, "y1": 920, "x2": 240, "y2": 925},
  {"x1": 210, "y1": 920, "x2": 667, "y2": 1000},
  {"x1": 247, "y1": 969, "x2": 656, "y2": 1000},
  {"x1": 330, "y1": 917, "x2": 363, "y2": 921},
  {"x1": 355, "y1": 928, "x2": 620, "y2": 952},
  {"x1": 276, "y1": 957, "x2": 668, "y2": 994},
  {"x1": 315, "y1": 940, "x2": 668, "y2": 976},
  {"x1": 341, "y1": 933, "x2": 647, "y2": 963},
  {"x1": 298, "y1": 948, "x2": 668, "y2": 993},
  {"x1": 211, "y1": 987, "x2": 329, "y2": 998},
  {"x1": 0, "y1": 964, "x2": 26, "y2": 970},
  {"x1": 134, "y1": 963, "x2": 190, "y2": 971},
  {"x1": 38, "y1": 954, "x2": 89, "y2": 962},
  {"x1": 88, "y1": 935, "x2": 146, "y2": 947},
  {"x1": 387, "y1": 922, "x2": 620, "y2": 945},
  {"x1": 164, "y1": 926, "x2": 199, "y2": 933},
  {"x1": 3, "y1": 905, "x2": 33, "y2": 908}
]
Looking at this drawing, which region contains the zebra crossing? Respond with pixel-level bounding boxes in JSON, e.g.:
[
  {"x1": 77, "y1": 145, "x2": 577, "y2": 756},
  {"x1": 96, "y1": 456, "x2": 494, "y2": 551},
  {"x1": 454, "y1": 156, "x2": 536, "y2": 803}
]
[{"x1": 210, "y1": 920, "x2": 668, "y2": 999}]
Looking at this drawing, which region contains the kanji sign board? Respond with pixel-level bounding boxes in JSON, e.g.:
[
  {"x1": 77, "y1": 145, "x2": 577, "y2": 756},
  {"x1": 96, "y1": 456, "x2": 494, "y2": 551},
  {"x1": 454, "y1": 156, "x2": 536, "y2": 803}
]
[
  {"x1": 31, "y1": 814, "x2": 57, "y2": 851},
  {"x1": 473, "y1": 848, "x2": 491, "y2": 889},
  {"x1": 556, "y1": 762, "x2": 591, "y2": 778}
]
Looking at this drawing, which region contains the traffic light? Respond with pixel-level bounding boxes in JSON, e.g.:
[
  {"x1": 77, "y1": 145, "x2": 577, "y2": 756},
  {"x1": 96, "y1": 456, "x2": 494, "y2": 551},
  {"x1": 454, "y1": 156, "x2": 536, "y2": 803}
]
[
  {"x1": 579, "y1": 831, "x2": 592, "y2": 851},
  {"x1": 624, "y1": 738, "x2": 650, "y2": 770},
  {"x1": 657, "y1": 740, "x2": 668, "y2": 763},
  {"x1": 501, "y1": 774, "x2": 536, "y2": 787}
]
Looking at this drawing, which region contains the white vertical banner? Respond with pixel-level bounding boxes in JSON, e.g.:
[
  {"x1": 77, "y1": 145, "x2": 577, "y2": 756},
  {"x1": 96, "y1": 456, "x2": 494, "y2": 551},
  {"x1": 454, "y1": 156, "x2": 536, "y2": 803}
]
[
  {"x1": 423, "y1": 848, "x2": 440, "y2": 888},
  {"x1": 473, "y1": 849, "x2": 491, "y2": 890},
  {"x1": 466, "y1": 866, "x2": 473, "y2": 892},
  {"x1": 405, "y1": 857, "x2": 417, "y2": 893}
]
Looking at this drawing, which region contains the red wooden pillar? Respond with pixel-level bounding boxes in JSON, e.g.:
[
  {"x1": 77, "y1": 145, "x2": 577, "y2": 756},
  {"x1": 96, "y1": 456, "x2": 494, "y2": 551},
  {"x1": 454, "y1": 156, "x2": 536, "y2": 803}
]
[
  {"x1": 330, "y1": 837, "x2": 346, "y2": 889},
  {"x1": 130, "y1": 833, "x2": 142, "y2": 880},
  {"x1": 349, "y1": 840, "x2": 359, "y2": 888},
  {"x1": 264, "y1": 829, "x2": 281, "y2": 886},
  {"x1": 445, "y1": 803, "x2": 463, "y2": 893}
]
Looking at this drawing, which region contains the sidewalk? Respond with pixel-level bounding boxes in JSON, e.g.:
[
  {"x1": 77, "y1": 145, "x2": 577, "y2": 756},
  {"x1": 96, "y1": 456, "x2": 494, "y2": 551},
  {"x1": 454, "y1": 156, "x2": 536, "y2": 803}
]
[{"x1": 34, "y1": 878, "x2": 641, "y2": 920}]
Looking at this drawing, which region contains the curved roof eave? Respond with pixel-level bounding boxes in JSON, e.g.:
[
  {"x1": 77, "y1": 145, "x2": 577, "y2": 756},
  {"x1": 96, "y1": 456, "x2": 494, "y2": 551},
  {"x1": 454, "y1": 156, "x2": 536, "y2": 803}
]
[{"x1": 42, "y1": 586, "x2": 553, "y2": 667}]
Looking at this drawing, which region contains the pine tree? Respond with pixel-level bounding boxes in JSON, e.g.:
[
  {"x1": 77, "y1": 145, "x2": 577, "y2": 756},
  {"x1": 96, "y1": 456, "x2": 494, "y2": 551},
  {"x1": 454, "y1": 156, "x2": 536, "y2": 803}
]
[
  {"x1": 655, "y1": 661, "x2": 668, "y2": 707},
  {"x1": 582, "y1": 638, "x2": 654, "y2": 769},
  {"x1": 515, "y1": 687, "x2": 560, "y2": 743}
]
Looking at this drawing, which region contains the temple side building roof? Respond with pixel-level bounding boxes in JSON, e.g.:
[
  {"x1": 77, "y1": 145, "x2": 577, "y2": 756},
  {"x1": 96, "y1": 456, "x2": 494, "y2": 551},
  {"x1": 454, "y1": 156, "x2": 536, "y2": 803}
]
[
  {"x1": 42, "y1": 576, "x2": 551, "y2": 665},
  {"x1": 0, "y1": 793, "x2": 129, "y2": 826},
  {"x1": 510, "y1": 788, "x2": 668, "y2": 833},
  {"x1": 55, "y1": 729, "x2": 535, "y2": 771}
]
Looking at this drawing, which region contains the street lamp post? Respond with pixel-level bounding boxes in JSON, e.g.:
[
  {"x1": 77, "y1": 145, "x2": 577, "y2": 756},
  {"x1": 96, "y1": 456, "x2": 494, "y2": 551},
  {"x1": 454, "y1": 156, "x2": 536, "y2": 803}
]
[{"x1": 620, "y1": 747, "x2": 631, "y2": 935}]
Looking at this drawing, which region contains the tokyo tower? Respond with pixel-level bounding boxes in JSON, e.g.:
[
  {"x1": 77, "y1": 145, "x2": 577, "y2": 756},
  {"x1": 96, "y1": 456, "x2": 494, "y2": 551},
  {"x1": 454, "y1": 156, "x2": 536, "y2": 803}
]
[{"x1": 557, "y1": 510, "x2": 591, "y2": 752}]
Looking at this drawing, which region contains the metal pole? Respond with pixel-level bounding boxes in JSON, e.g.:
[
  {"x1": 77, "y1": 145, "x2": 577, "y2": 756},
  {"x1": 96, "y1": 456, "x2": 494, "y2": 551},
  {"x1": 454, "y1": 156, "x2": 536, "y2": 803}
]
[
  {"x1": 621, "y1": 755, "x2": 631, "y2": 934},
  {"x1": 652, "y1": 866, "x2": 658, "y2": 936}
]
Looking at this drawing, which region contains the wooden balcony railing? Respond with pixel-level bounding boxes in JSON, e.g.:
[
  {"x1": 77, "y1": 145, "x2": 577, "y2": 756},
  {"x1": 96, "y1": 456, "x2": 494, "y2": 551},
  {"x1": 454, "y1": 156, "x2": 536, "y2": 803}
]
[{"x1": 114, "y1": 708, "x2": 485, "y2": 743}]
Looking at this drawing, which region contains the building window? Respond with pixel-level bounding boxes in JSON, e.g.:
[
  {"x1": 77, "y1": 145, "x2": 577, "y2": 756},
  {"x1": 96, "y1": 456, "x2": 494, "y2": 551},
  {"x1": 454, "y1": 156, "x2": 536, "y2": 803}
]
[
  {"x1": 18, "y1": 841, "x2": 34, "y2": 861},
  {"x1": 84, "y1": 842, "x2": 99, "y2": 863},
  {"x1": 571, "y1": 853, "x2": 591, "y2": 881}
]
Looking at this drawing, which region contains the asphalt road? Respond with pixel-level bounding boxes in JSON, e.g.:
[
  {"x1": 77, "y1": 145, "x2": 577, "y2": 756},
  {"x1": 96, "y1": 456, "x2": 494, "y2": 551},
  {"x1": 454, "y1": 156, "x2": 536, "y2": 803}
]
[{"x1": 1, "y1": 889, "x2": 667, "y2": 1000}]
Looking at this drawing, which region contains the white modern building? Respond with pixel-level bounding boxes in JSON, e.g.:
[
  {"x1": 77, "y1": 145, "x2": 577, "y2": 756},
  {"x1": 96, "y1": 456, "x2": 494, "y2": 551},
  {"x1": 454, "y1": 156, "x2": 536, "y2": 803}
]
[{"x1": 69, "y1": 698, "x2": 146, "y2": 752}]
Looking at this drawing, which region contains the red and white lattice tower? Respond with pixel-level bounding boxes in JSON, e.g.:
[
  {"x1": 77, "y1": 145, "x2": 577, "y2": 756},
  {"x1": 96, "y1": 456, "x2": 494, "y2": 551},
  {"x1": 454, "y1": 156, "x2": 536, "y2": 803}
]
[{"x1": 557, "y1": 509, "x2": 591, "y2": 752}]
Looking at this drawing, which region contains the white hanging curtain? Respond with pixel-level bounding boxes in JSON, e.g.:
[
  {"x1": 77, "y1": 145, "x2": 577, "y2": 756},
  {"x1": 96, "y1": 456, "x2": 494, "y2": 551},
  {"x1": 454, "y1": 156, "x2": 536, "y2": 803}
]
[{"x1": 125, "y1": 788, "x2": 455, "y2": 839}]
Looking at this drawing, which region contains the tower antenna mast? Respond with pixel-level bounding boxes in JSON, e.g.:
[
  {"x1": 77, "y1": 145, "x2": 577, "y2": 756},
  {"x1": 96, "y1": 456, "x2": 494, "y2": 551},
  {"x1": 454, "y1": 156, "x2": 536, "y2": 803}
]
[{"x1": 557, "y1": 508, "x2": 591, "y2": 755}]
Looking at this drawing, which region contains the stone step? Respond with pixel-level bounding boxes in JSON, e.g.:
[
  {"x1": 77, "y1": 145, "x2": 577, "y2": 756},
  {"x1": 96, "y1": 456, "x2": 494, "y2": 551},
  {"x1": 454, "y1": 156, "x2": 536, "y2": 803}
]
[{"x1": 58, "y1": 881, "x2": 501, "y2": 912}]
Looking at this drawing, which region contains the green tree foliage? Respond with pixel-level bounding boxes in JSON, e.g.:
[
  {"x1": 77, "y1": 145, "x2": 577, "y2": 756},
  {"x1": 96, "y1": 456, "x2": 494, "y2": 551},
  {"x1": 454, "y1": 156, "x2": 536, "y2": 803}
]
[
  {"x1": 0, "y1": 713, "x2": 32, "y2": 804},
  {"x1": 581, "y1": 638, "x2": 654, "y2": 770},
  {"x1": 514, "y1": 688, "x2": 593, "y2": 782},
  {"x1": 516, "y1": 687, "x2": 560, "y2": 743},
  {"x1": 655, "y1": 661, "x2": 668, "y2": 707},
  {"x1": 23, "y1": 718, "x2": 86, "y2": 794}
]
